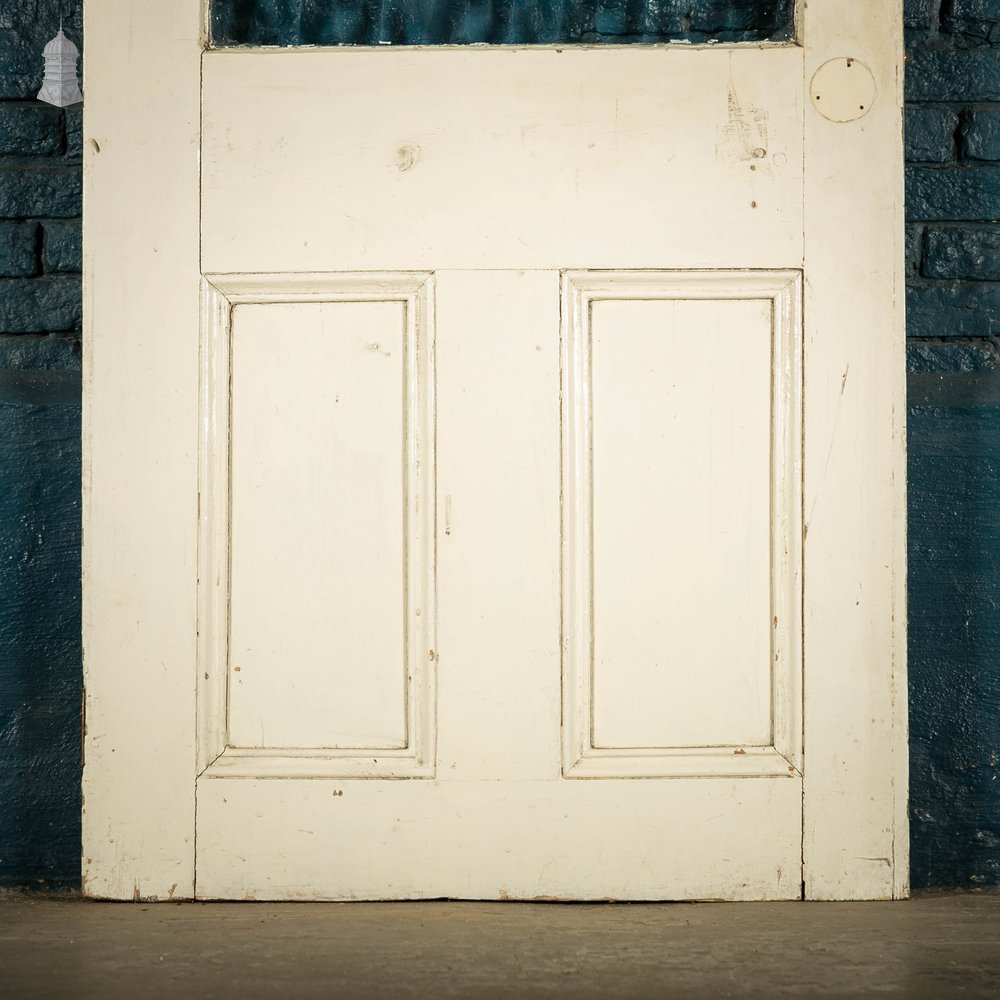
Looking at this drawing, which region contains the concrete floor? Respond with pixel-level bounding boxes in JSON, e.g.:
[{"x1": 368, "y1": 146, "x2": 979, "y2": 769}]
[{"x1": 1, "y1": 893, "x2": 998, "y2": 999}]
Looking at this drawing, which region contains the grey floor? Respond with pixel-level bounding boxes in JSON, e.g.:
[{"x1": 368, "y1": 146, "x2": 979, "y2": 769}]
[{"x1": 1, "y1": 892, "x2": 999, "y2": 998}]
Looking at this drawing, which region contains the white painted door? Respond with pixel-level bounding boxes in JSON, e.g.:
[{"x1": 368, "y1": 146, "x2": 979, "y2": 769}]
[{"x1": 83, "y1": 1, "x2": 908, "y2": 901}]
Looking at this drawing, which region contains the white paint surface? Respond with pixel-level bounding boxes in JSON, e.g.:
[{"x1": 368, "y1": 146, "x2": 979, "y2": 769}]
[
  {"x1": 201, "y1": 47, "x2": 804, "y2": 272},
  {"x1": 560, "y1": 271, "x2": 803, "y2": 781},
  {"x1": 802, "y1": 5, "x2": 910, "y2": 900},
  {"x1": 810, "y1": 57, "x2": 878, "y2": 123},
  {"x1": 84, "y1": 2, "x2": 907, "y2": 902},
  {"x1": 590, "y1": 297, "x2": 773, "y2": 750},
  {"x1": 199, "y1": 273, "x2": 437, "y2": 780},
  {"x1": 228, "y1": 301, "x2": 408, "y2": 750},
  {"x1": 196, "y1": 777, "x2": 803, "y2": 902}
]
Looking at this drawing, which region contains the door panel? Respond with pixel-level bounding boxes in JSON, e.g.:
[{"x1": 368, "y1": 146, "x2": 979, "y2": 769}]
[
  {"x1": 200, "y1": 274, "x2": 436, "y2": 780},
  {"x1": 196, "y1": 267, "x2": 803, "y2": 895},
  {"x1": 197, "y1": 46, "x2": 807, "y2": 897},
  {"x1": 590, "y1": 295, "x2": 776, "y2": 750},
  {"x1": 201, "y1": 48, "x2": 804, "y2": 272},
  {"x1": 228, "y1": 300, "x2": 409, "y2": 750},
  {"x1": 196, "y1": 775, "x2": 802, "y2": 901},
  {"x1": 561, "y1": 270, "x2": 802, "y2": 780}
]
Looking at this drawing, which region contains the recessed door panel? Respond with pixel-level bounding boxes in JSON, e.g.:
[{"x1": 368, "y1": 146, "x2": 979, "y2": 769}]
[
  {"x1": 561, "y1": 271, "x2": 802, "y2": 779},
  {"x1": 589, "y1": 296, "x2": 773, "y2": 750},
  {"x1": 199, "y1": 274, "x2": 436, "y2": 780},
  {"x1": 228, "y1": 300, "x2": 408, "y2": 750}
]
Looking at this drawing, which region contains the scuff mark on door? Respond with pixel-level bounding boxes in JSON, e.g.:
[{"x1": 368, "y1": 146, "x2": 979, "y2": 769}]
[{"x1": 719, "y1": 79, "x2": 769, "y2": 167}]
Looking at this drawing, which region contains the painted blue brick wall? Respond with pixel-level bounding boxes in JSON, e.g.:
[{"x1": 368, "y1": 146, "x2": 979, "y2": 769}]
[
  {"x1": 905, "y1": 1, "x2": 1000, "y2": 888},
  {"x1": 2, "y1": 1, "x2": 1000, "y2": 892},
  {"x1": 0, "y1": 369, "x2": 81, "y2": 890},
  {"x1": 0, "y1": 0, "x2": 82, "y2": 889},
  {"x1": 908, "y1": 374, "x2": 1000, "y2": 889}
]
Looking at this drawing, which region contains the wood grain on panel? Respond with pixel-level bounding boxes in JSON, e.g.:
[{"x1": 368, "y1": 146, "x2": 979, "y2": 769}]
[{"x1": 561, "y1": 271, "x2": 802, "y2": 779}]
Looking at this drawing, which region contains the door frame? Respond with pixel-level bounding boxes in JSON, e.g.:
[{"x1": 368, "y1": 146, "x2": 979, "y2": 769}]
[{"x1": 82, "y1": 0, "x2": 907, "y2": 900}]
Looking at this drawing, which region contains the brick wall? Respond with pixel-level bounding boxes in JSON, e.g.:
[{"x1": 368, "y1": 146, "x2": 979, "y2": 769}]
[
  {"x1": 0, "y1": 1, "x2": 82, "y2": 889},
  {"x1": 906, "y1": 0, "x2": 1000, "y2": 370},
  {"x1": 0, "y1": 1, "x2": 82, "y2": 369},
  {"x1": 0, "y1": 104, "x2": 82, "y2": 356},
  {"x1": 904, "y1": 0, "x2": 1000, "y2": 888}
]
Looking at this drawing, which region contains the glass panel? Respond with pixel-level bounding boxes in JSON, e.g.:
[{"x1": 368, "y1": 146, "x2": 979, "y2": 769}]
[{"x1": 212, "y1": 0, "x2": 795, "y2": 47}]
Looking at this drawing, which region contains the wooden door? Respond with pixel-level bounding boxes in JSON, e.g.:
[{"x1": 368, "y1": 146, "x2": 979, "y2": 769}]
[{"x1": 83, "y1": 1, "x2": 908, "y2": 901}]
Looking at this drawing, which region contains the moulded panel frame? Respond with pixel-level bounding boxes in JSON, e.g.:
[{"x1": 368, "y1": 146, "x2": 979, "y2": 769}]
[
  {"x1": 197, "y1": 272, "x2": 437, "y2": 781},
  {"x1": 560, "y1": 269, "x2": 803, "y2": 780}
]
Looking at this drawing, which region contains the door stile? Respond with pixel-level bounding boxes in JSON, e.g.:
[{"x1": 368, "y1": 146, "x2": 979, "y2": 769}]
[
  {"x1": 82, "y1": 0, "x2": 204, "y2": 900},
  {"x1": 801, "y1": 0, "x2": 908, "y2": 899}
]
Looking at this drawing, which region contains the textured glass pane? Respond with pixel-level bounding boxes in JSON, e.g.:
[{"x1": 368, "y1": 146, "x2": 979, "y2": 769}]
[{"x1": 212, "y1": 0, "x2": 795, "y2": 47}]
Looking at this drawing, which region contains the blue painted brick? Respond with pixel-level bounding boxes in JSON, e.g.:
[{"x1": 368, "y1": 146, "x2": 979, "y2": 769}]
[
  {"x1": 906, "y1": 108, "x2": 958, "y2": 163},
  {"x1": 950, "y1": 0, "x2": 1000, "y2": 15},
  {"x1": 943, "y1": 18, "x2": 1000, "y2": 42},
  {"x1": 0, "y1": 277, "x2": 82, "y2": 333},
  {"x1": 0, "y1": 166, "x2": 80, "y2": 219},
  {"x1": 688, "y1": 0, "x2": 794, "y2": 35},
  {"x1": 0, "y1": 222, "x2": 38, "y2": 277},
  {"x1": 907, "y1": 339, "x2": 1000, "y2": 374},
  {"x1": 904, "y1": 0, "x2": 936, "y2": 30},
  {"x1": 908, "y1": 369, "x2": 1000, "y2": 887},
  {"x1": 925, "y1": 228, "x2": 1000, "y2": 281},
  {"x1": 64, "y1": 107, "x2": 82, "y2": 159},
  {"x1": 907, "y1": 165, "x2": 1000, "y2": 221},
  {"x1": 907, "y1": 49, "x2": 1000, "y2": 102},
  {"x1": 946, "y1": 0, "x2": 1000, "y2": 30},
  {"x1": 907, "y1": 225, "x2": 925, "y2": 277},
  {"x1": 963, "y1": 110, "x2": 1000, "y2": 163},
  {"x1": 42, "y1": 221, "x2": 80, "y2": 274},
  {"x1": 907, "y1": 282, "x2": 1000, "y2": 338},
  {"x1": 0, "y1": 102, "x2": 62, "y2": 156},
  {"x1": 0, "y1": 372, "x2": 81, "y2": 889},
  {"x1": 0, "y1": 333, "x2": 80, "y2": 372}
]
